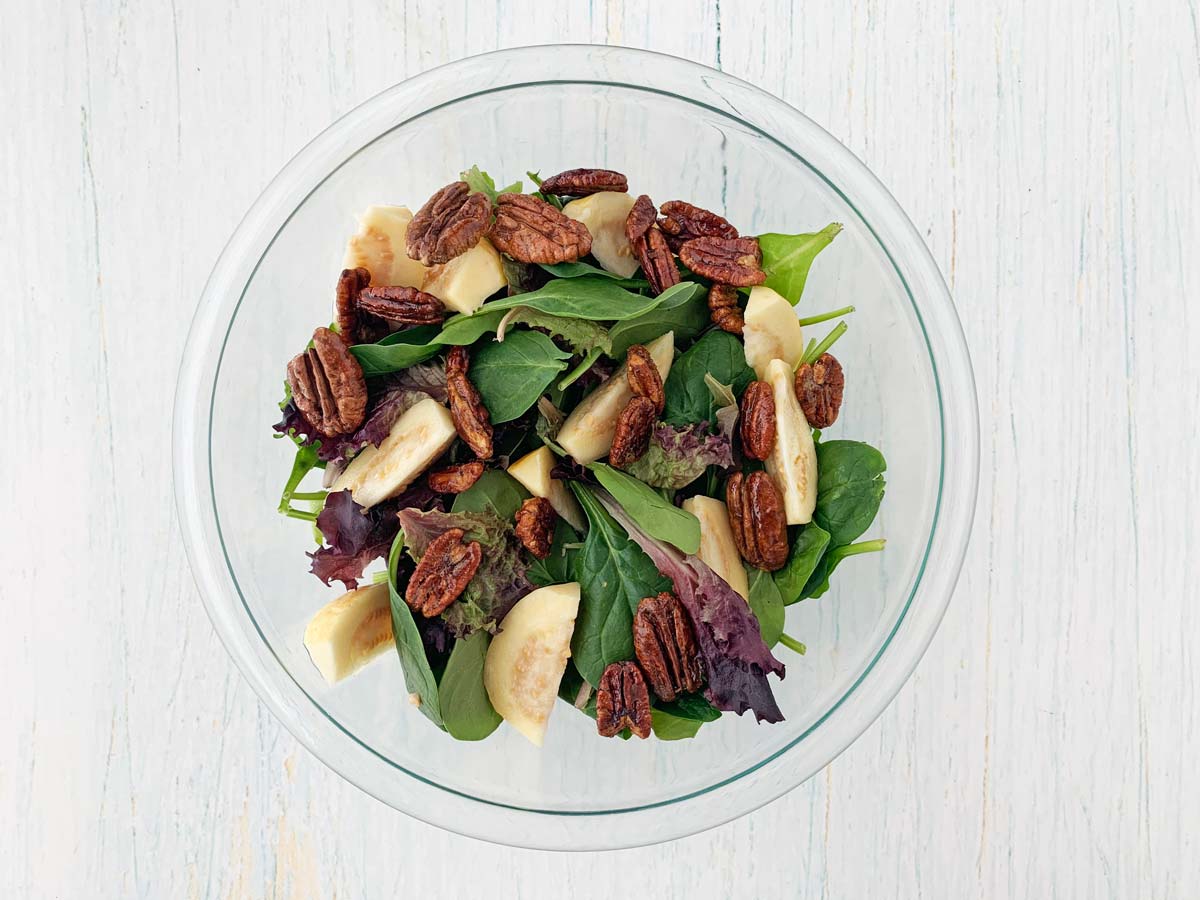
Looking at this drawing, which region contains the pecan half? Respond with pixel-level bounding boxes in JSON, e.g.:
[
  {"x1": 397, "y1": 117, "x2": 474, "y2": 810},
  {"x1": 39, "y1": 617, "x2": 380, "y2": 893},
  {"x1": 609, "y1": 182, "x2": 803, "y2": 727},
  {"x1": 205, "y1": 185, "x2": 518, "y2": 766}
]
[
  {"x1": 795, "y1": 353, "x2": 845, "y2": 428},
  {"x1": 609, "y1": 396, "x2": 656, "y2": 468},
  {"x1": 539, "y1": 168, "x2": 628, "y2": 196},
  {"x1": 446, "y1": 346, "x2": 494, "y2": 459},
  {"x1": 707, "y1": 283, "x2": 744, "y2": 335},
  {"x1": 334, "y1": 267, "x2": 373, "y2": 344},
  {"x1": 625, "y1": 194, "x2": 657, "y2": 245},
  {"x1": 489, "y1": 193, "x2": 592, "y2": 264},
  {"x1": 678, "y1": 236, "x2": 766, "y2": 287},
  {"x1": 738, "y1": 381, "x2": 777, "y2": 461},
  {"x1": 405, "y1": 528, "x2": 483, "y2": 617},
  {"x1": 725, "y1": 471, "x2": 789, "y2": 571},
  {"x1": 595, "y1": 661, "x2": 652, "y2": 739},
  {"x1": 407, "y1": 181, "x2": 491, "y2": 265},
  {"x1": 634, "y1": 226, "x2": 680, "y2": 296},
  {"x1": 625, "y1": 344, "x2": 665, "y2": 414},
  {"x1": 514, "y1": 497, "x2": 556, "y2": 560},
  {"x1": 634, "y1": 593, "x2": 704, "y2": 702},
  {"x1": 427, "y1": 460, "x2": 485, "y2": 494},
  {"x1": 286, "y1": 327, "x2": 368, "y2": 436},
  {"x1": 358, "y1": 285, "x2": 447, "y2": 326},
  {"x1": 658, "y1": 200, "x2": 738, "y2": 252}
]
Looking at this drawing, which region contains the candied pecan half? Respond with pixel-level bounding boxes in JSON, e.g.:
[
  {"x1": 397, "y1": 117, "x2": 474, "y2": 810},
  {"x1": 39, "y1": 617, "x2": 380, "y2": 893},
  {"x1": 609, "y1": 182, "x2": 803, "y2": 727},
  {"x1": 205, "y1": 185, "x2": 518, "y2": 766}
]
[
  {"x1": 407, "y1": 181, "x2": 491, "y2": 265},
  {"x1": 678, "y1": 236, "x2": 766, "y2": 287},
  {"x1": 725, "y1": 471, "x2": 789, "y2": 571},
  {"x1": 405, "y1": 528, "x2": 483, "y2": 617},
  {"x1": 625, "y1": 344, "x2": 665, "y2": 414},
  {"x1": 446, "y1": 346, "x2": 494, "y2": 459},
  {"x1": 658, "y1": 200, "x2": 739, "y2": 253},
  {"x1": 795, "y1": 353, "x2": 846, "y2": 428},
  {"x1": 634, "y1": 592, "x2": 704, "y2": 702},
  {"x1": 489, "y1": 193, "x2": 592, "y2": 264},
  {"x1": 634, "y1": 226, "x2": 681, "y2": 296},
  {"x1": 609, "y1": 396, "x2": 657, "y2": 469},
  {"x1": 539, "y1": 168, "x2": 628, "y2": 196},
  {"x1": 334, "y1": 267, "x2": 373, "y2": 344},
  {"x1": 514, "y1": 497, "x2": 556, "y2": 560},
  {"x1": 286, "y1": 327, "x2": 368, "y2": 436},
  {"x1": 625, "y1": 194, "x2": 657, "y2": 245},
  {"x1": 595, "y1": 661, "x2": 652, "y2": 739},
  {"x1": 739, "y1": 381, "x2": 777, "y2": 461},
  {"x1": 427, "y1": 460, "x2": 485, "y2": 494},
  {"x1": 358, "y1": 285, "x2": 447, "y2": 326},
  {"x1": 707, "y1": 283, "x2": 744, "y2": 335}
]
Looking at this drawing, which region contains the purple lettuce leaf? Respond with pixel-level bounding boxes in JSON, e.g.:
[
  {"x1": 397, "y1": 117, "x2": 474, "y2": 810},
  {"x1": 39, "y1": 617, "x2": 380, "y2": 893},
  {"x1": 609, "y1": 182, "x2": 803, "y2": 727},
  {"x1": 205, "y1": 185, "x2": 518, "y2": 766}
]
[
  {"x1": 596, "y1": 492, "x2": 786, "y2": 723},
  {"x1": 624, "y1": 422, "x2": 734, "y2": 489},
  {"x1": 308, "y1": 490, "x2": 400, "y2": 589}
]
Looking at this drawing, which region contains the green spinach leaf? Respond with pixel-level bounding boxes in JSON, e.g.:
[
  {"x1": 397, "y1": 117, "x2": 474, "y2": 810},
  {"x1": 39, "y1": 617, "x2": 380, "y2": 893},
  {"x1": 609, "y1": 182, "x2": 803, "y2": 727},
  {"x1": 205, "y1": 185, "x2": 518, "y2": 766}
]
[
  {"x1": 438, "y1": 631, "x2": 502, "y2": 741},
  {"x1": 527, "y1": 518, "x2": 579, "y2": 586},
  {"x1": 569, "y1": 484, "x2": 672, "y2": 685},
  {"x1": 539, "y1": 260, "x2": 647, "y2": 288},
  {"x1": 662, "y1": 330, "x2": 755, "y2": 426},
  {"x1": 435, "y1": 309, "x2": 508, "y2": 345},
  {"x1": 607, "y1": 282, "x2": 709, "y2": 358},
  {"x1": 759, "y1": 223, "x2": 842, "y2": 305},
  {"x1": 651, "y1": 694, "x2": 722, "y2": 740},
  {"x1": 813, "y1": 440, "x2": 887, "y2": 546},
  {"x1": 588, "y1": 463, "x2": 701, "y2": 555},
  {"x1": 801, "y1": 538, "x2": 886, "y2": 599},
  {"x1": 460, "y1": 165, "x2": 521, "y2": 201},
  {"x1": 451, "y1": 469, "x2": 529, "y2": 519},
  {"x1": 386, "y1": 531, "x2": 445, "y2": 729},
  {"x1": 480, "y1": 277, "x2": 690, "y2": 321},
  {"x1": 774, "y1": 523, "x2": 832, "y2": 605},
  {"x1": 471, "y1": 330, "x2": 571, "y2": 423},
  {"x1": 350, "y1": 325, "x2": 443, "y2": 376},
  {"x1": 746, "y1": 566, "x2": 786, "y2": 647}
]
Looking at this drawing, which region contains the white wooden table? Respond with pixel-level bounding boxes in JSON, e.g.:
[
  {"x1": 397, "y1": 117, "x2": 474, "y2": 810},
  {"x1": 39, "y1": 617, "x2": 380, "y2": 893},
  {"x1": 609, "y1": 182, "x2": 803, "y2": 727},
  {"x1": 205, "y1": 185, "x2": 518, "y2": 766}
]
[{"x1": 3, "y1": 2, "x2": 1197, "y2": 897}]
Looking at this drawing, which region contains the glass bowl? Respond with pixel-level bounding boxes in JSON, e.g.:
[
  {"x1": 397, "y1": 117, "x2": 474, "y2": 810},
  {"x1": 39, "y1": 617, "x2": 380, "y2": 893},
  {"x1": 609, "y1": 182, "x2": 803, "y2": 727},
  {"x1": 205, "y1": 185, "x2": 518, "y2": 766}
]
[{"x1": 173, "y1": 45, "x2": 978, "y2": 850}]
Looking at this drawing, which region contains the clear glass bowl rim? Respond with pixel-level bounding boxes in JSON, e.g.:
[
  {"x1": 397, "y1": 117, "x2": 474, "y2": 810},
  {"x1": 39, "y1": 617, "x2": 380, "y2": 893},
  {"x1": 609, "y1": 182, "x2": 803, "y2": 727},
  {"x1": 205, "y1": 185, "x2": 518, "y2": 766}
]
[{"x1": 173, "y1": 44, "x2": 980, "y2": 850}]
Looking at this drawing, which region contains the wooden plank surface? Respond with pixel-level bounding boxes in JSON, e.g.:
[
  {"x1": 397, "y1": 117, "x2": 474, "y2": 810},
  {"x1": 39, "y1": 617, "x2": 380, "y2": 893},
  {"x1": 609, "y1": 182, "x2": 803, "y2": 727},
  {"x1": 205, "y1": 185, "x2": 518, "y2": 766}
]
[{"x1": 1, "y1": 1, "x2": 1196, "y2": 896}]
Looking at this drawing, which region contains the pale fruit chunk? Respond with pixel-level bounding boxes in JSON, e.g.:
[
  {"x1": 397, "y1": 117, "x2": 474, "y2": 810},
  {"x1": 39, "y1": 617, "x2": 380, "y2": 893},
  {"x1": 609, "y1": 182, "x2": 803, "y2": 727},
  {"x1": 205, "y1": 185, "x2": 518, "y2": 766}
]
[
  {"x1": 342, "y1": 205, "x2": 428, "y2": 288},
  {"x1": 763, "y1": 358, "x2": 818, "y2": 524},
  {"x1": 483, "y1": 583, "x2": 581, "y2": 746},
  {"x1": 421, "y1": 237, "x2": 507, "y2": 315},
  {"x1": 557, "y1": 332, "x2": 675, "y2": 464},
  {"x1": 562, "y1": 192, "x2": 639, "y2": 278},
  {"x1": 332, "y1": 399, "x2": 456, "y2": 508},
  {"x1": 682, "y1": 496, "x2": 749, "y2": 600},
  {"x1": 743, "y1": 285, "x2": 805, "y2": 378},
  {"x1": 508, "y1": 446, "x2": 585, "y2": 532},
  {"x1": 303, "y1": 583, "x2": 394, "y2": 684}
]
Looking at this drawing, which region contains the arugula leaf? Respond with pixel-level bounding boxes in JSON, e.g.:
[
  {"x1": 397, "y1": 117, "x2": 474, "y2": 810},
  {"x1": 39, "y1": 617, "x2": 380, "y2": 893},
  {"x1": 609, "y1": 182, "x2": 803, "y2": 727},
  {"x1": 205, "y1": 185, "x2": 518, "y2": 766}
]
[
  {"x1": 607, "y1": 281, "x2": 709, "y2": 358},
  {"x1": 350, "y1": 325, "x2": 444, "y2": 376},
  {"x1": 460, "y1": 165, "x2": 521, "y2": 201},
  {"x1": 746, "y1": 566, "x2": 785, "y2": 647},
  {"x1": 438, "y1": 631, "x2": 502, "y2": 741},
  {"x1": 759, "y1": 223, "x2": 842, "y2": 305},
  {"x1": 451, "y1": 469, "x2": 529, "y2": 519},
  {"x1": 662, "y1": 330, "x2": 755, "y2": 426},
  {"x1": 588, "y1": 463, "x2": 701, "y2": 554},
  {"x1": 774, "y1": 523, "x2": 831, "y2": 605},
  {"x1": 539, "y1": 260, "x2": 646, "y2": 287},
  {"x1": 480, "y1": 277, "x2": 694, "y2": 322},
  {"x1": 569, "y1": 484, "x2": 672, "y2": 685},
  {"x1": 813, "y1": 440, "x2": 887, "y2": 545},
  {"x1": 471, "y1": 330, "x2": 571, "y2": 423},
  {"x1": 801, "y1": 538, "x2": 887, "y2": 599},
  {"x1": 386, "y1": 531, "x2": 445, "y2": 729}
]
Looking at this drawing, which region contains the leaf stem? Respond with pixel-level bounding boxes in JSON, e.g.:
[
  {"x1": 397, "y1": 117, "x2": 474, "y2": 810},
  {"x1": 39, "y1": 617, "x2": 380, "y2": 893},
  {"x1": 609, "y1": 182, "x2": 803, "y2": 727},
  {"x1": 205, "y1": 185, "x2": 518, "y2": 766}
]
[
  {"x1": 778, "y1": 632, "x2": 807, "y2": 655},
  {"x1": 282, "y1": 507, "x2": 319, "y2": 523},
  {"x1": 833, "y1": 538, "x2": 887, "y2": 559},
  {"x1": 796, "y1": 304, "x2": 855, "y2": 327},
  {"x1": 557, "y1": 347, "x2": 602, "y2": 390},
  {"x1": 289, "y1": 491, "x2": 328, "y2": 501},
  {"x1": 800, "y1": 321, "x2": 848, "y2": 366}
]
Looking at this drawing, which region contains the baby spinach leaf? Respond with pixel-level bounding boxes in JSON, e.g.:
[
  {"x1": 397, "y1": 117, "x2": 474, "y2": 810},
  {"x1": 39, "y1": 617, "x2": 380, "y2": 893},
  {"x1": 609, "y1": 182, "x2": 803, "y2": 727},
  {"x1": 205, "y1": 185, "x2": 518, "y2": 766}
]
[
  {"x1": 607, "y1": 282, "x2": 708, "y2": 358},
  {"x1": 759, "y1": 223, "x2": 842, "y2": 305},
  {"x1": 460, "y1": 165, "x2": 521, "y2": 201},
  {"x1": 746, "y1": 566, "x2": 786, "y2": 647},
  {"x1": 650, "y1": 709, "x2": 704, "y2": 740},
  {"x1": 588, "y1": 463, "x2": 701, "y2": 555},
  {"x1": 471, "y1": 330, "x2": 571, "y2": 423},
  {"x1": 350, "y1": 325, "x2": 444, "y2": 376},
  {"x1": 813, "y1": 440, "x2": 887, "y2": 546},
  {"x1": 775, "y1": 523, "x2": 832, "y2": 605},
  {"x1": 480, "y1": 277, "x2": 687, "y2": 321},
  {"x1": 435, "y1": 309, "x2": 508, "y2": 345},
  {"x1": 539, "y1": 260, "x2": 647, "y2": 288},
  {"x1": 451, "y1": 469, "x2": 529, "y2": 519},
  {"x1": 386, "y1": 532, "x2": 445, "y2": 730},
  {"x1": 527, "y1": 518, "x2": 578, "y2": 586},
  {"x1": 801, "y1": 538, "x2": 887, "y2": 600},
  {"x1": 657, "y1": 693, "x2": 722, "y2": 722},
  {"x1": 569, "y1": 484, "x2": 672, "y2": 685},
  {"x1": 662, "y1": 330, "x2": 755, "y2": 426},
  {"x1": 438, "y1": 631, "x2": 502, "y2": 741}
]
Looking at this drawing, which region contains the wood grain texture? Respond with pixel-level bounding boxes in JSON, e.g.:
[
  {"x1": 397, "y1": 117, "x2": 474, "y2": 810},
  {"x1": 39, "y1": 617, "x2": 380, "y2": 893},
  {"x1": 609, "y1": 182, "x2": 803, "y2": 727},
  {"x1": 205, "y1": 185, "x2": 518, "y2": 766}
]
[{"x1": 1, "y1": 1, "x2": 1197, "y2": 897}]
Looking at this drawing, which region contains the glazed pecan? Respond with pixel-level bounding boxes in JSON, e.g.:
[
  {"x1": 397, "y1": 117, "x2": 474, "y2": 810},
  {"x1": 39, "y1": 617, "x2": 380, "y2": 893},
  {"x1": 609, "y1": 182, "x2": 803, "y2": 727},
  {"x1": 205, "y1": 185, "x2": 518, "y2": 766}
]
[
  {"x1": 725, "y1": 471, "x2": 789, "y2": 571},
  {"x1": 407, "y1": 181, "x2": 491, "y2": 265},
  {"x1": 446, "y1": 346, "x2": 494, "y2": 459},
  {"x1": 658, "y1": 200, "x2": 738, "y2": 252},
  {"x1": 538, "y1": 168, "x2": 628, "y2": 196},
  {"x1": 609, "y1": 396, "x2": 657, "y2": 469},
  {"x1": 489, "y1": 193, "x2": 592, "y2": 264},
  {"x1": 514, "y1": 497, "x2": 556, "y2": 560},
  {"x1": 738, "y1": 381, "x2": 777, "y2": 461},
  {"x1": 625, "y1": 344, "x2": 665, "y2": 414},
  {"x1": 358, "y1": 285, "x2": 447, "y2": 326},
  {"x1": 624, "y1": 194, "x2": 657, "y2": 245},
  {"x1": 286, "y1": 327, "x2": 368, "y2": 436},
  {"x1": 334, "y1": 267, "x2": 373, "y2": 343},
  {"x1": 595, "y1": 661, "x2": 652, "y2": 739},
  {"x1": 427, "y1": 460, "x2": 485, "y2": 494},
  {"x1": 678, "y1": 236, "x2": 766, "y2": 287},
  {"x1": 707, "y1": 283, "x2": 744, "y2": 335},
  {"x1": 633, "y1": 593, "x2": 704, "y2": 702},
  {"x1": 634, "y1": 226, "x2": 680, "y2": 296},
  {"x1": 795, "y1": 353, "x2": 845, "y2": 428},
  {"x1": 405, "y1": 528, "x2": 483, "y2": 616}
]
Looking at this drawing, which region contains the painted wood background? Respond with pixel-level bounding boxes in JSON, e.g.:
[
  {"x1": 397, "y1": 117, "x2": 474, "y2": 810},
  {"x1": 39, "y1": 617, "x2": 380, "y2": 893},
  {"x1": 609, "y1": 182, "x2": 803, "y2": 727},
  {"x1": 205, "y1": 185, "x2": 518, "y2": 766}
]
[{"x1": 2, "y1": 1, "x2": 1197, "y2": 897}]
